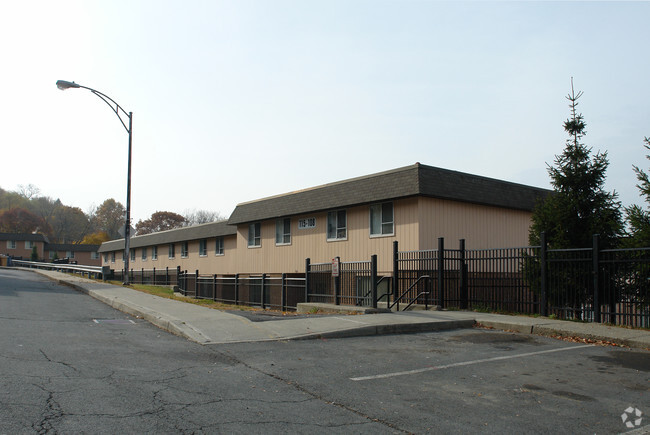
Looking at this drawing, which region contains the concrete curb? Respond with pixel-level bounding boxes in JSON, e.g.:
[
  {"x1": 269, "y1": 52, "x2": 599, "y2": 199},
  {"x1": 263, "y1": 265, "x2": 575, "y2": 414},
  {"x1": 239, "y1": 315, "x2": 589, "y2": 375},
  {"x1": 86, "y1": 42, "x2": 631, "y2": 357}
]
[{"x1": 12, "y1": 268, "x2": 650, "y2": 349}]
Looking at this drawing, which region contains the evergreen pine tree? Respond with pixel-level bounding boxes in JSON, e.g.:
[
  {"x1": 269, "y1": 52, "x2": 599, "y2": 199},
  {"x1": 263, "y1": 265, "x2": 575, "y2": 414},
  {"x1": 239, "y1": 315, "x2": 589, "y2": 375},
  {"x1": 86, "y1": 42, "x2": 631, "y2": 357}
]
[
  {"x1": 529, "y1": 79, "x2": 622, "y2": 249},
  {"x1": 625, "y1": 137, "x2": 650, "y2": 247}
]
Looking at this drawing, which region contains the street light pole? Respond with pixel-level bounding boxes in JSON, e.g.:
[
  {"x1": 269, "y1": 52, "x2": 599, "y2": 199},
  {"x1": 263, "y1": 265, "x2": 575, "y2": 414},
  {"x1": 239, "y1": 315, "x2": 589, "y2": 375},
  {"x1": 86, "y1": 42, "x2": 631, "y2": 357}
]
[{"x1": 56, "y1": 80, "x2": 133, "y2": 285}]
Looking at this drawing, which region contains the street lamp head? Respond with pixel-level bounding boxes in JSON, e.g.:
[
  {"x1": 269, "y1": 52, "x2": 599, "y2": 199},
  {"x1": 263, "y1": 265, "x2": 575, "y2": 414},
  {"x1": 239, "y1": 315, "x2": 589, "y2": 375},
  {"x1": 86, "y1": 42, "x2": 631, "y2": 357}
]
[{"x1": 56, "y1": 80, "x2": 81, "y2": 90}]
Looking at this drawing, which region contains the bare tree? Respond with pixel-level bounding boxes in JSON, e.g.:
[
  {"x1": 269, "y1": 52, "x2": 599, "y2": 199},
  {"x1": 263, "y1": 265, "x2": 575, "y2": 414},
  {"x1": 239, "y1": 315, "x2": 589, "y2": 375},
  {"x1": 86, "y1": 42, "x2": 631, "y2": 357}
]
[{"x1": 183, "y1": 209, "x2": 225, "y2": 226}]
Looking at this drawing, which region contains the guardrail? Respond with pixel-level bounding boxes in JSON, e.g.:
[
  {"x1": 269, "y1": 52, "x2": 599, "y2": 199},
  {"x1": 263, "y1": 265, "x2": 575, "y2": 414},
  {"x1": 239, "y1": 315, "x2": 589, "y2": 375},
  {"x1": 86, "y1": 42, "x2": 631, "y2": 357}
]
[{"x1": 10, "y1": 260, "x2": 106, "y2": 280}]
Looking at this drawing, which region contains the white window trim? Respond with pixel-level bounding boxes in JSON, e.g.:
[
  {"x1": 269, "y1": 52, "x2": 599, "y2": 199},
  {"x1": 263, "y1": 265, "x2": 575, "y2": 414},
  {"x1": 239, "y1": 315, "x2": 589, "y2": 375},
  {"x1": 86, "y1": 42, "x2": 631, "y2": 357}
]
[
  {"x1": 152, "y1": 246, "x2": 158, "y2": 261},
  {"x1": 326, "y1": 210, "x2": 348, "y2": 242},
  {"x1": 275, "y1": 218, "x2": 291, "y2": 246},
  {"x1": 369, "y1": 201, "x2": 395, "y2": 238},
  {"x1": 141, "y1": 248, "x2": 147, "y2": 261},
  {"x1": 248, "y1": 223, "x2": 261, "y2": 248},
  {"x1": 7, "y1": 240, "x2": 16, "y2": 249},
  {"x1": 168, "y1": 244, "x2": 175, "y2": 259},
  {"x1": 181, "y1": 242, "x2": 189, "y2": 258},
  {"x1": 215, "y1": 237, "x2": 225, "y2": 256},
  {"x1": 199, "y1": 239, "x2": 207, "y2": 257}
]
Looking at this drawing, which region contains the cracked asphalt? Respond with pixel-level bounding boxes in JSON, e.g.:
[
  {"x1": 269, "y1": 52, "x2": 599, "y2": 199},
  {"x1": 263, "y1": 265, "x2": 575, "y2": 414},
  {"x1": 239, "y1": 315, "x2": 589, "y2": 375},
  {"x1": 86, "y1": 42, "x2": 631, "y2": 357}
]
[{"x1": 1, "y1": 268, "x2": 649, "y2": 434}]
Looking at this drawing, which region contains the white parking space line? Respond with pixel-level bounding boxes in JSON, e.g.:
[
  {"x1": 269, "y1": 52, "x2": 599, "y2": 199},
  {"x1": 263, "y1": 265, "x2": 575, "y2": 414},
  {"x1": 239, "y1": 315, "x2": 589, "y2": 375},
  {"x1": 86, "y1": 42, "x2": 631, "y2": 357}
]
[{"x1": 350, "y1": 344, "x2": 594, "y2": 381}]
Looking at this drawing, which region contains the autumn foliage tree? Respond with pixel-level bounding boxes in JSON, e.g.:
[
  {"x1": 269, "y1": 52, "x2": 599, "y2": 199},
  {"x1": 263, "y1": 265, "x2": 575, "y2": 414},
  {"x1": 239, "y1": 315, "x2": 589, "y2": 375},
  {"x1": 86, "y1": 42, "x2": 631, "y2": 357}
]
[
  {"x1": 136, "y1": 211, "x2": 187, "y2": 235},
  {"x1": 0, "y1": 208, "x2": 50, "y2": 234}
]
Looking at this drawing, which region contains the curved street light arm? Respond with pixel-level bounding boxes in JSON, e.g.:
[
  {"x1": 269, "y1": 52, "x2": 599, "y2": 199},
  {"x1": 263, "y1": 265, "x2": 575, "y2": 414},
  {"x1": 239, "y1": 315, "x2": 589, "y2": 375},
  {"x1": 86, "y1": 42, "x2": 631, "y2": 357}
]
[{"x1": 78, "y1": 85, "x2": 132, "y2": 134}]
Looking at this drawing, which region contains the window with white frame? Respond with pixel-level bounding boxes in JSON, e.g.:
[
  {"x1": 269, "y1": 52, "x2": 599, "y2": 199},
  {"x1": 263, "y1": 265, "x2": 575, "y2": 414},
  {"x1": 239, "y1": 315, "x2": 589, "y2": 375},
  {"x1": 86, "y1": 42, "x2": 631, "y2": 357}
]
[
  {"x1": 91, "y1": 252, "x2": 100, "y2": 260},
  {"x1": 67, "y1": 251, "x2": 75, "y2": 259},
  {"x1": 275, "y1": 218, "x2": 291, "y2": 245},
  {"x1": 7, "y1": 240, "x2": 16, "y2": 249},
  {"x1": 215, "y1": 237, "x2": 224, "y2": 256},
  {"x1": 141, "y1": 247, "x2": 147, "y2": 260},
  {"x1": 370, "y1": 202, "x2": 394, "y2": 236},
  {"x1": 25, "y1": 241, "x2": 35, "y2": 249},
  {"x1": 181, "y1": 242, "x2": 188, "y2": 258},
  {"x1": 130, "y1": 250, "x2": 135, "y2": 261},
  {"x1": 248, "y1": 223, "x2": 261, "y2": 247},
  {"x1": 111, "y1": 252, "x2": 116, "y2": 263},
  {"x1": 199, "y1": 239, "x2": 207, "y2": 256},
  {"x1": 327, "y1": 210, "x2": 347, "y2": 240},
  {"x1": 152, "y1": 246, "x2": 158, "y2": 260},
  {"x1": 50, "y1": 251, "x2": 56, "y2": 260},
  {"x1": 168, "y1": 244, "x2": 175, "y2": 259}
]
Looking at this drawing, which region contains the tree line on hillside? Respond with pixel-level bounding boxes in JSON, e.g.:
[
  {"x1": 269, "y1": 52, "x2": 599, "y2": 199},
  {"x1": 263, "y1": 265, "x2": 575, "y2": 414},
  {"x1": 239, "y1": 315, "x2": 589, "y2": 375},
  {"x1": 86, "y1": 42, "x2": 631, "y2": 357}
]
[{"x1": 0, "y1": 188, "x2": 223, "y2": 244}]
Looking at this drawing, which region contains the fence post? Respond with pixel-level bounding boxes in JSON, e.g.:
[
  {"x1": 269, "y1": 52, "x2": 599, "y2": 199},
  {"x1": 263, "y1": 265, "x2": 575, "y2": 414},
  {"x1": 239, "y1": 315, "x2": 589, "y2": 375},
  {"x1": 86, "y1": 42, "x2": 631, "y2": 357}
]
[
  {"x1": 176, "y1": 266, "x2": 180, "y2": 286},
  {"x1": 334, "y1": 256, "x2": 341, "y2": 306},
  {"x1": 213, "y1": 274, "x2": 217, "y2": 301},
  {"x1": 392, "y1": 241, "x2": 398, "y2": 310},
  {"x1": 261, "y1": 273, "x2": 266, "y2": 309},
  {"x1": 194, "y1": 269, "x2": 199, "y2": 299},
  {"x1": 305, "y1": 258, "x2": 311, "y2": 304},
  {"x1": 235, "y1": 273, "x2": 240, "y2": 306},
  {"x1": 141, "y1": 268, "x2": 144, "y2": 284},
  {"x1": 459, "y1": 239, "x2": 468, "y2": 310},
  {"x1": 540, "y1": 232, "x2": 548, "y2": 317},
  {"x1": 152, "y1": 267, "x2": 156, "y2": 285},
  {"x1": 592, "y1": 234, "x2": 601, "y2": 323},
  {"x1": 281, "y1": 273, "x2": 287, "y2": 311},
  {"x1": 438, "y1": 237, "x2": 445, "y2": 308},
  {"x1": 371, "y1": 254, "x2": 378, "y2": 309}
]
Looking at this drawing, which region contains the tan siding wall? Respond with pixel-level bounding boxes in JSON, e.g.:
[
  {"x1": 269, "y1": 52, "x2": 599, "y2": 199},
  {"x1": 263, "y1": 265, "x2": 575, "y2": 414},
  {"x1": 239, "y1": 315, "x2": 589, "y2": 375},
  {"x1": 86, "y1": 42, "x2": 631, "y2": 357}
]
[
  {"x1": 417, "y1": 197, "x2": 532, "y2": 250},
  {"x1": 231, "y1": 198, "x2": 420, "y2": 274},
  {"x1": 103, "y1": 236, "x2": 239, "y2": 274},
  {"x1": 100, "y1": 197, "x2": 533, "y2": 277}
]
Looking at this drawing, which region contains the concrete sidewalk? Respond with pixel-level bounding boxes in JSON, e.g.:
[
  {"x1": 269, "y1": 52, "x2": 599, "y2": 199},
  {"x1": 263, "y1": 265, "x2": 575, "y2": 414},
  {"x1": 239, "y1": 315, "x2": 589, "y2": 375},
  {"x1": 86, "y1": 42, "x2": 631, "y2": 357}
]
[{"x1": 27, "y1": 269, "x2": 650, "y2": 349}]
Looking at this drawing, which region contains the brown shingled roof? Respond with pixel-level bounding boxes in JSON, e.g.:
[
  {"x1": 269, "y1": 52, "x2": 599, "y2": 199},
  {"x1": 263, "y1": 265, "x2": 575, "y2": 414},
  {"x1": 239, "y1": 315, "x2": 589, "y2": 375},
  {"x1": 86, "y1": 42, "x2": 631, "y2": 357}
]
[
  {"x1": 99, "y1": 220, "x2": 236, "y2": 253},
  {"x1": 227, "y1": 163, "x2": 551, "y2": 225}
]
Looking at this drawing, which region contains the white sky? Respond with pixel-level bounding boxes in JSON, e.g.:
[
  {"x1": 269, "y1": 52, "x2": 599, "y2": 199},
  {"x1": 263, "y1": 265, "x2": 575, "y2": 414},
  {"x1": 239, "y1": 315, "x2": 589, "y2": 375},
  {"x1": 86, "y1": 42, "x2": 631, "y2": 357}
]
[{"x1": 1, "y1": 1, "x2": 648, "y2": 224}]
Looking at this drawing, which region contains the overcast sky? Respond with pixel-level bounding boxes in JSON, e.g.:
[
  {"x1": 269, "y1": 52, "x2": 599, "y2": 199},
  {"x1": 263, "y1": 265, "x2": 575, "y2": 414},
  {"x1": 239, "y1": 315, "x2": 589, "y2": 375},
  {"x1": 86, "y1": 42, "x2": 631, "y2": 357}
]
[{"x1": 1, "y1": 1, "x2": 648, "y2": 224}]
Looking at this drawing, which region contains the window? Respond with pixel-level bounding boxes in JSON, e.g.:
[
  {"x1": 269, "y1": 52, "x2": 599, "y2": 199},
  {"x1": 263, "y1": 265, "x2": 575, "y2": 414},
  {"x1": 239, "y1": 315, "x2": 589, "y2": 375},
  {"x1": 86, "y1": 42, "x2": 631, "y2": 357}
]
[
  {"x1": 199, "y1": 239, "x2": 207, "y2": 256},
  {"x1": 152, "y1": 246, "x2": 158, "y2": 260},
  {"x1": 181, "y1": 242, "x2": 188, "y2": 258},
  {"x1": 141, "y1": 248, "x2": 147, "y2": 260},
  {"x1": 215, "y1": 237, "x2": 224, "y2": 256},
  {"x1": 168, "y1": 244, "x2": 175, "y2": 259},
  {"x1": 7, "y1": 240, "x2": 16, "y2": 249},
  {"x1": 66, "y1": 251, "x2": 75, "y2": 259},
  {"x1": 130, "y1": 250, "x2": 135, "y2": 261},
  {"x1": 248, "y1": 223, "x2": 261, "y2": 247},
  {"x1": 103, "y1": 253, "x2": 109, "y2": 262},
  {"x1": 111, "y1": 252, "x2": 116, "y2": 263},
  {"x1": 91, "y1": 252, "x2": 100, "y2": 260},
  {"x1": 25, "y1": 241, "x2": 35, "y2": 249},
  {"x1": 370, "y1": 202, "x2": 394, "y2": 236},
  {"x1": 327, "y1": 210, "x2": 347, "y2": 240},
  {"x1": 275, "y1": 218, "x2": 291, "y2": 245},
  {"x1": 50, "y1": 251, "x2": 56, "y2": 260}
]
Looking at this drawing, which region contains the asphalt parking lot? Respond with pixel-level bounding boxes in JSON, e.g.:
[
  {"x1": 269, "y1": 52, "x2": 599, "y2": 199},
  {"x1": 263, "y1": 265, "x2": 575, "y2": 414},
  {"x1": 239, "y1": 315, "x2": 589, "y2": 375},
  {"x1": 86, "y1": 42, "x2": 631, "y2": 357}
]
[{"x1": 216, "y1": 327, "x2": 650, "y2": 434}]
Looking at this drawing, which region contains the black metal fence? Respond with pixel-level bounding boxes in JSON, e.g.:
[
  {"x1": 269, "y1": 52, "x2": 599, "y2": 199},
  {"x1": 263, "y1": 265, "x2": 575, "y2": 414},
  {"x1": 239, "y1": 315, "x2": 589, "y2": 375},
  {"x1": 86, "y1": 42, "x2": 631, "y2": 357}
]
[
  {"x1": 305, "y1": 257, "x2": 388, "y2": 307},
  {"x1": 393, "y1": 237, "x2": 650, "y2": 327},
  {"x1": 177, "y1": 271, "x2": 306, "y2": 311},
  {"x1": 112, "y1": 267, "x2": 180, "y2": 286}
]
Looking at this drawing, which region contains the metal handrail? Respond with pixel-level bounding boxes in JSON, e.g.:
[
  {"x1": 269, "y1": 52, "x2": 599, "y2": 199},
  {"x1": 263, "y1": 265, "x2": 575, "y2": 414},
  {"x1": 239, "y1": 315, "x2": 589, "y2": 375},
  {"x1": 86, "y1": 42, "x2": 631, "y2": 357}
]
[{"x1": 389, "y1": 275, "x2": 430, "y2": 310}]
